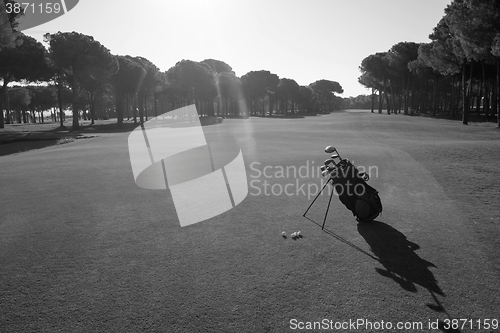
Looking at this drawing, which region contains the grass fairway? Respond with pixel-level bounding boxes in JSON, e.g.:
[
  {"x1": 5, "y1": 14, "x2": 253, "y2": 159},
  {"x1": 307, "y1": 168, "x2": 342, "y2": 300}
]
[{"x1": 1, "y1": 111, "x2": 499, "y2": 332}]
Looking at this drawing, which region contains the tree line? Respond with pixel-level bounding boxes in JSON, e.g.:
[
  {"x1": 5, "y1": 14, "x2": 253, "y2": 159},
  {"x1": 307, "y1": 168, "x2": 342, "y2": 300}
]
[
  {"x1": 0, "y1": 2, "x2": 344, "y2": 129},
  {"x1": 357, "y1": 0, "x2": 500, "y2": 126}
]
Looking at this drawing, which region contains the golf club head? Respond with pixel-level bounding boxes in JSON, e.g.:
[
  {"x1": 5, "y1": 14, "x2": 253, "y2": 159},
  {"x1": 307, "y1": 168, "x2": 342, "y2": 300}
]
[
  {"x1": 320, "y1": 165, "x2": 327, "y2": 171},
  {"x1": 325, "y1": 146, "x2": 336, "y2": 154},
  {"x1": 331, "y1": 153, "x2": 339, "y2": 159},
  {"x1": 359, "y1": 172, "x2": 369, "y2": 181},
  {"x1": 324, "y1": 159, "x2": 334, "y2": 166},
  {"x1": 321, "y1": 170, "x2": 329, "y2": 177}
]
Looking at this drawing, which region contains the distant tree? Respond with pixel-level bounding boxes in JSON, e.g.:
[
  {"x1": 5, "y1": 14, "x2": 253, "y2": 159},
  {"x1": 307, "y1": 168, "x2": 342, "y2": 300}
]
[
  {"x1": 358, "y1": 72, "x2": 384, "y2": 113},
  {"x1": 43, "y1": 46, "x2": 74, "y2": 127},
  {"x1": 8, "y1": 86, "x2": 30, "y2": 123},
  {"x1": 47, "y1": 31, "x2": 116, "y2": 129},
  {"x1": 357, "y1": 0, "x2": 500, "y2": 124},
  {"x1": 201, "y1": 59, "x2": 239, "y2": 117},
  {"x1": 111, "y1": 55, "x2": 146, "y2": 125},
  {"x1": 442, "y1": 0, "x2": 495, "y2": 124},
  {"x1": 408, "y1": 57, "x2": 437, "y2": 114},
  {"x1": 415, "y1": 43, "x2": 447, "y2": 116},
  {"x1": 201, "y1": 59, "x2": 234, "y2": 75},
  {"x1": 309, "y1": 79, "x2": 343, "y2": 113},
  {"x1": 26, "y1": 85, "x2": 58, "y2": 123},
  {"x1": 493, "y1": 33, "x2": 500, "y2": 126},
  {"x1": 129, "y1": 56, "x2": 161, "y2": 121},
  {"x1": 79, "y1": 52, "x2": 118, "y2": 124},
  {"x1": 360, "y1": 53, "x2": 393, "y2": 114},
  {"x1": 166, "y1": 60, "x2": 217, "y2": 116},
  {"x1": 276, "y1": 78, "x2": 300, "y2": 114},
  {"x1": 343, "y1": 95, "x2": 373, "y2": 110},
  {"x1": 215, "y1": 71, "x2": 243, "y2": 117},
  {"x1": 387, "y1": 42, "x2": 421, "y2": 114},
  {"x1": 296, "y1": 86, "x2": 313, "y2": 113},
  {"x1": 241, "y1": 70, "x2": 280, "y2": 116},
  {"x1": 0, "y1": 33, "x2": 47, "y2": 128}
]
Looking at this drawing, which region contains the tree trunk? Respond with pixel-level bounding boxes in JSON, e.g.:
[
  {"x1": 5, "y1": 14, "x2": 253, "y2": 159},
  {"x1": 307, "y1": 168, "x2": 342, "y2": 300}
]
[
  {"x1": 0, "y1": 94, "x2": 3, "y2": 128},
  {"x1": 401, "y1": 76, "x2": 407, "y2": 114},
  {"x1": 378, "y1": 90, "x2": 382, "y2": 113},
  {"x1": 451, "y1": 75, "x2": 456, "y2": 118},
  {"x1": 497, "y1": 58, "x2": 500, "y2": 127},
  {"x1": 126, "y1": 94, "x2": 131, "y2": 120},
  {"x1": 90, "y1": 92, "x2": 95, "y2": 125},
  {"x1": 462, "y1": 62, "x2": 469, "y2": 125},
  {"x1": 154, "y1": 95, "x2": 158, "y2": 117},
  {"x1": 492, "y1": 74, "x2": 497, "y2": 121},
  {"x1": 132, "y1": 94, "x2": 138, "y2": 124},
  {"x1": 389, "y1": 80, "x2": 396, "y2": 114},
  {"x1": 117, "y1": 93, "x2": 124, "y2": 126},
  {"x1": 432, "y1": 74, "x2": 438, "y2": 116},
  {"x1": 419, "y1": 81, "x2": 427, "y2": 113},
  {"x1": 0, "y1": 75, "x2": 13, "y2": 128},
  {"x1": 410, "y1": 79, "x2": 417, "y2": 113},
  {"x1": 0, "y1": 87, "x2": 4, "y2": 128},
  {"x1": 0, "y1": 88, "x2": 4, "y2": 128},
  {"x1": 481, "y1": 61, "x2": 487, "y2": 118},
  {"x1": 57, "y1": 84, "x2": 64, "y2": 127},
  {"x1": 371, "y1": 88, "x2": 375, "y2": 113},
  {"x1": 483, "y1": 81, "x2": 490, "y2": 119},
  {"x1": 138, "y1": 94, "x2": 144, "y2": 124},
  {"x1": 383, "y1": 78, "x2": 390, "y2": 115},
  {"x1": 71, "y1": 69, "x2": 80, "y2": 129},
  {"x1": 4, "y1": 84, "x2": 11, "y2": 125}
]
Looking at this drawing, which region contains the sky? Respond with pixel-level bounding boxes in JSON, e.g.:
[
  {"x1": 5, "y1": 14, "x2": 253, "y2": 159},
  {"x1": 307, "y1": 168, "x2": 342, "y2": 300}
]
[{"x1": 23, "y1": 0, "x2": 452, "y2": 97}]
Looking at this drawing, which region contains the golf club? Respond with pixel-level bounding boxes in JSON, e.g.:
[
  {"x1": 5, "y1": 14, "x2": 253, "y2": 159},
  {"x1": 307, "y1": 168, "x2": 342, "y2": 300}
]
[{"x1": 325, "y1": 146, "x2": 335, "y2": 153}]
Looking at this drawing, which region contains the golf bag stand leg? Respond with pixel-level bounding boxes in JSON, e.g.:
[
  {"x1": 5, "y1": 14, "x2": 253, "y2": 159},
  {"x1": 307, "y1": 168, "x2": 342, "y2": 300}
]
[
  {"x1": 321, "y1": 184, "x2": 335, "y2": 230},
  {"x1": 303, "y1": 178, "x2": 335, "y2": 229}
]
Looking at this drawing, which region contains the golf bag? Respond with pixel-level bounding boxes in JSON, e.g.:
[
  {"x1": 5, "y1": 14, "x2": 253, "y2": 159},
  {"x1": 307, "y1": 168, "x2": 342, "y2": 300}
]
[{"x1": 321, "y1": 147, "x2": 382, "y2": 222}]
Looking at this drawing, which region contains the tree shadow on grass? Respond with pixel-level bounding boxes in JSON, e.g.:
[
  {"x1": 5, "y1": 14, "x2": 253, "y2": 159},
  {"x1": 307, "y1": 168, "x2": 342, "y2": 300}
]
[
  {"x1": 0, "y1": 139, "x2": 58, "y2": 156},
  {"x1": 252, "y1": 115, "x2": 305, "y2": 119},
  {"x1": 77, "y1": 116, "x2": 222, "y2": 134}
]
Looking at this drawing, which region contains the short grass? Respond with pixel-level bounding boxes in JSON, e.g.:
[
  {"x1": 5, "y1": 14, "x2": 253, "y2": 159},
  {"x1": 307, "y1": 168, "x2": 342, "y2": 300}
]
[{"x1": 0, "y1": 111, "x2": 499, "y2": 332}]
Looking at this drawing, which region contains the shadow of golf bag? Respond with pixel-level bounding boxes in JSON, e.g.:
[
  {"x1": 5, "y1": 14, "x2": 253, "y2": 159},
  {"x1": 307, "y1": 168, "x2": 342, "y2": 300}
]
[{"x1": 322, "y1": 146, "x2": 383, "y2": 222}]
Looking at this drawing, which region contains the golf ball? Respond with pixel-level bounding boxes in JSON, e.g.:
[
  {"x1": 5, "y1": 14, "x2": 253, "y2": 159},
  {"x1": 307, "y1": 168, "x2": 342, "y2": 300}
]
[
  {"x1": 281, "y1": 231, "x2": 286, "y2": 236},
  {"x1": 297, "y1": 231, "x2": 301, "y2": 236},
  {"x1": 291, "y1": 232, "x2": 297, "y2": 238}
]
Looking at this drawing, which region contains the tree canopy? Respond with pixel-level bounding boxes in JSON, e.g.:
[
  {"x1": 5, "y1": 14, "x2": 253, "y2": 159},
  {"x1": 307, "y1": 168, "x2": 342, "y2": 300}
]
[
  {"x1": 358, "y1": 0, "x2": 500, "y2": 125},
  {"x1": 47, "y1": 31, "x2": 117, "y2": 128}
]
